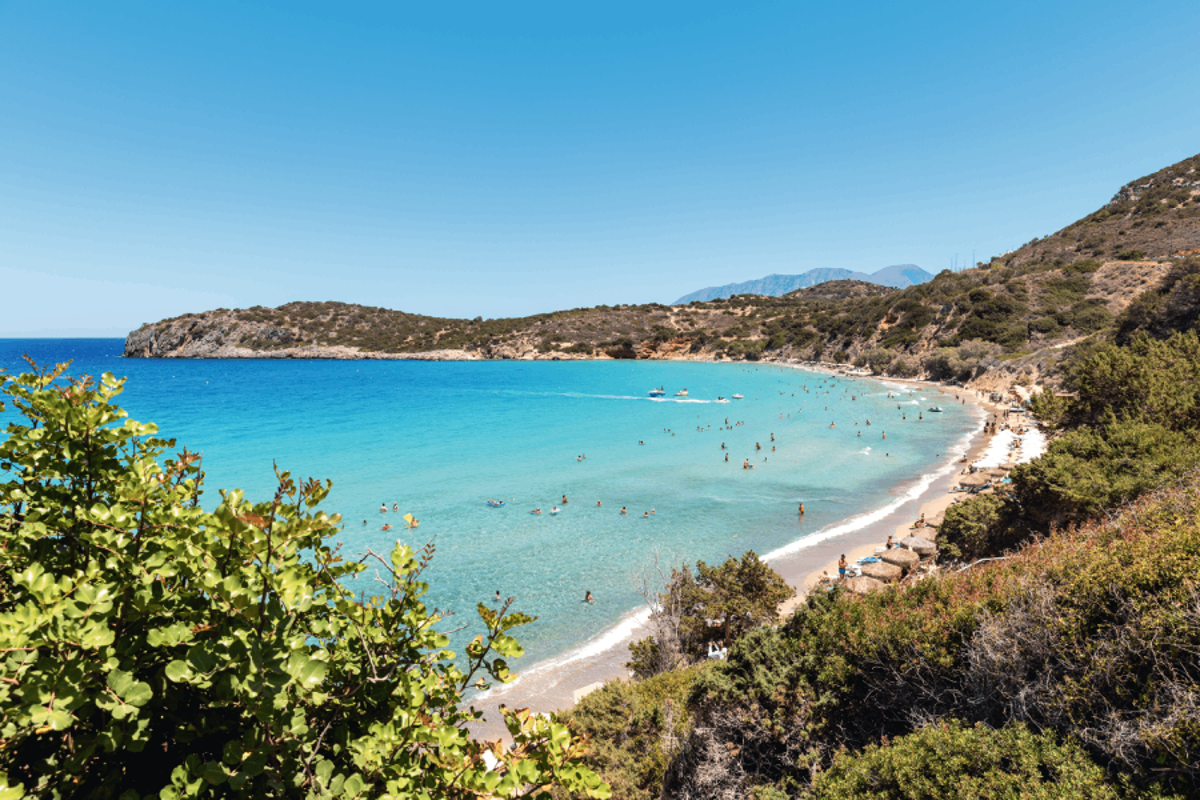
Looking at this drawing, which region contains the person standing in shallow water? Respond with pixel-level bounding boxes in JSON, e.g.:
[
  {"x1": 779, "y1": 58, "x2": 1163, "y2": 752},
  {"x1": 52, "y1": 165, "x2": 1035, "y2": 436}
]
[{"x1": 584, "y1": 591, "x2": 594, "y2": 604}]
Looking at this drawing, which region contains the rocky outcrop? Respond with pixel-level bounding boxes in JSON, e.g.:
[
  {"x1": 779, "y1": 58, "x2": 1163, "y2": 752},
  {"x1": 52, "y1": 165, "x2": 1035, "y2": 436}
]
[{"x1": 123, "y1": 320, "x2": 479, "y2": 361}]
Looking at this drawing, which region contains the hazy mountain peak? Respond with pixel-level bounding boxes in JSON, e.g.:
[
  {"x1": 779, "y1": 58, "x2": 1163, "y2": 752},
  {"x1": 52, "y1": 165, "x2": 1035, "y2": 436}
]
[{"x1": 673, "y1": 265, "x2": 932, "y2": 304}]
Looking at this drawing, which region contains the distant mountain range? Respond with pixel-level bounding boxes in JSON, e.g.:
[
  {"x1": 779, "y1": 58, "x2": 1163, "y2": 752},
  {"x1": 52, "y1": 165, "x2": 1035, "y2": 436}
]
[{"x1": 673, "y1": 265, "x2": 935, "y2": 304}]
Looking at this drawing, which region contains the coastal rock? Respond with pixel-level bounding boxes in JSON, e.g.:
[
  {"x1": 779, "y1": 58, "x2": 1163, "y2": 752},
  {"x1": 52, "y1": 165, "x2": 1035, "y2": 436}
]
[
  {"x1": 861, "y1": 561, "x2": 903, "y2": 583},
  {"x1": 900, "y1": 536, "x2": 937, "y2": 557},
  {"x1": 842, "y1": 576, "x2": 886, "y2": 595},
  {"x1": 123, "y1": 318, "x2": 482, "y2": 361},
  {"x1": 880, "y1": 547, "x2": 919, "y2": 572}
]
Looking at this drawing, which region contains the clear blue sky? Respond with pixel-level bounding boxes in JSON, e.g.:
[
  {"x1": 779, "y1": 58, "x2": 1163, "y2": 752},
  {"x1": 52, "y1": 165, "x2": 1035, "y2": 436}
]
[{"x1": 3, "y1": 1, "x2": 1199, "y2": 336}]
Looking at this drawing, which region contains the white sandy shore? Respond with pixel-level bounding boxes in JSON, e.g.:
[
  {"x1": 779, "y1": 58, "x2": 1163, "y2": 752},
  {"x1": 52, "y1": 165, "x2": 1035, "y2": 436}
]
[
  {"x1": 972, "y1": 426, "x2": 1048, "y2": 469},
  {"x1": 467, "y1": 367, "x2": 1028, "y2": 742}
]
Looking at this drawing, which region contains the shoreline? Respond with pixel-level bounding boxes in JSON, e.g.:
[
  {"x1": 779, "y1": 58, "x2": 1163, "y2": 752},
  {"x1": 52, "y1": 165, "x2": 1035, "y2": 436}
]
[
  {"x1": 467, "y1": 367, "x2": 1016, "y2": 742},
  {"x1": 778, "y1": 386, "x2": 1014, "y2": 613}
]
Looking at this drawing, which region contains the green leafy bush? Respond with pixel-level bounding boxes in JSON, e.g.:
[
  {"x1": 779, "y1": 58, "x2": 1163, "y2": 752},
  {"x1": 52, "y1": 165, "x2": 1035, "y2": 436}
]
[
  {"x1": 805, "y1": 721, "x2": 1116, "y2": 800},
  {"x1": 626, "y1": 552, "x2": 791, "y2": 679},
  {"x1": 938, "y1": 493, "x2": 1010, "y2": 561},
  {"x1": 554, "y1": 667, "x2": 703, "y2": 800},
  {"x1": 1009, "y1": 420, "x2": 1200, "y2": 528},
  {"x1": 0, "y1": 364, "x2": 608, "y2": 800}
]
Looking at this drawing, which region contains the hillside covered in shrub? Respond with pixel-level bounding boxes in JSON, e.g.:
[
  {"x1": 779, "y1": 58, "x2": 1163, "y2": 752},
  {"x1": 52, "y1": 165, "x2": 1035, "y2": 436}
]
[
  {"x1": 126, "y1": 153, "x2": 1200, "y2": 380},
  {"x1": 551, "y1": 248, "x2": 1200, "y2": 799}
]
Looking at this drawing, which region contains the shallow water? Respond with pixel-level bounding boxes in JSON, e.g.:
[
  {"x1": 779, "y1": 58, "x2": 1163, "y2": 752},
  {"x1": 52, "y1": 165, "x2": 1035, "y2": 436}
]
[{"x1": 1, "y1": 340, "x2": 976, "y2": 667}]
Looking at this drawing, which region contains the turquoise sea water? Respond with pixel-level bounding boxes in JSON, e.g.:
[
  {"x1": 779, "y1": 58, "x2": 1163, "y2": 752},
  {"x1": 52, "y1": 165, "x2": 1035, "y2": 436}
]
[{"x1": 1, "y1": 340, "x2": 977, "y2": 669}]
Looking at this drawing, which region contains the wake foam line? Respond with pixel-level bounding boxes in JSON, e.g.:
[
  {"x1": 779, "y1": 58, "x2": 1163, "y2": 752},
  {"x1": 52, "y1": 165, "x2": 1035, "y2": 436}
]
[{"x1": 558, "y1": 393, "x2": 715, "y2": 404}]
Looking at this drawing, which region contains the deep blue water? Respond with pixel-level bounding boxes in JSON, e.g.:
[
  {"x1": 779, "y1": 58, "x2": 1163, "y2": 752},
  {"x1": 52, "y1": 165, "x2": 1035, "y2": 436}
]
[{"x1": 1, "y1": 339, "x2": 976, "y2": 667}]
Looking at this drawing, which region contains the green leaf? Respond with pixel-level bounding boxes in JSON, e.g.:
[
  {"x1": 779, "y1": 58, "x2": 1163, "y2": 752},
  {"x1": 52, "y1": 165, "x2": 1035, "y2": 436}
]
[{"x1": 164, "y1": 660, "x2": 193, "y2": 683}]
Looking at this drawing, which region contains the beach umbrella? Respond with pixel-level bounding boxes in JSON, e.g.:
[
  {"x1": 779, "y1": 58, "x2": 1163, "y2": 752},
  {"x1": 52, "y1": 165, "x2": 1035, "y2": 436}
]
[
  {"x1": 983, "y1": 467, "x2": 1009, "y2": 479},
  {"x1": 957, "y1": 473, "x2": 990, "y2": 488}
]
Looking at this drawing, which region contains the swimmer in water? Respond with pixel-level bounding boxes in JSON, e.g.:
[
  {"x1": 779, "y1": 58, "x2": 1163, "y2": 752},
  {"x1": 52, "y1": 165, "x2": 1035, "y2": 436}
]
[
  {"x1": 585, "y1": 591, "x2": 594, "y2": 604},
  {"x1": 725, "y1": 453, "x2": 729, "y2": 461},
  {"x1": 643, "y1": 511, "x2": 649, "y2": 518},
  {"x1": 532, "y1": 508, "x2": 542, "y2": 515},
  {"x1": 392, "y1": 502, "x2": 398, "y2": 511},
  {"x1": 829, "y1": 422, "x2": 836, "y2": 428},
  {"x1": 620, "y1": 506, "x2": 627, "y2": 514},
  {"x1": 382, "y1": 524, "x2": 392, "y2": 531},
  {"x1": 562, "y1": 495, "x2": 568, "y2": 504},
  {"x1": 494, "y1": 590, "x2": 501, "y2": 602},
  {"x1": 596, "y1": 500, "x2": 602, "y2": 506},
  {"x1": 798, "y1": 503, "x2": 805, "y2": 514},
  {"x1": 379, "y1": 504, "x2": 387, "y2": 513}
]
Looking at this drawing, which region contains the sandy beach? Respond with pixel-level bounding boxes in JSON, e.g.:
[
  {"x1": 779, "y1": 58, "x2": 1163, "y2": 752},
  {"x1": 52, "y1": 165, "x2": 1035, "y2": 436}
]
[
  {"x1": 468, "y1": 370, "x2": 1043, "y2": 742},
  {"x1": 776, "y1": 384, "x2": 1030, "y2": 614}
]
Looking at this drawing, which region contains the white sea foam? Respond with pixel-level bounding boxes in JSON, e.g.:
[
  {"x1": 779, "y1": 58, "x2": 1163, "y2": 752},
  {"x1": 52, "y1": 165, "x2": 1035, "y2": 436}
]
[{"x1": 477, "y1": 605, "x2": 654, "y2": 702}]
